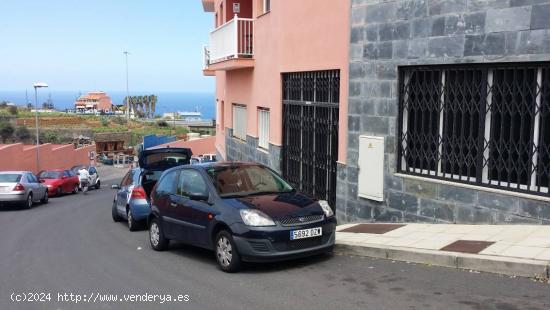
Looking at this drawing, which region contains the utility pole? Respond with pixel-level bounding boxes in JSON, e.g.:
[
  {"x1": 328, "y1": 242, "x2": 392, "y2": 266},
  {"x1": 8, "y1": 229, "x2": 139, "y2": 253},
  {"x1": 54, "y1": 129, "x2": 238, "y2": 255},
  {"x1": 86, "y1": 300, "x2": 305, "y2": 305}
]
[
  {"x1": 123, "y1": 51, "x2": 130, "y2": 119},
  {"x1": 33, "y1": 82, "x2": 48, "y2": 173}
]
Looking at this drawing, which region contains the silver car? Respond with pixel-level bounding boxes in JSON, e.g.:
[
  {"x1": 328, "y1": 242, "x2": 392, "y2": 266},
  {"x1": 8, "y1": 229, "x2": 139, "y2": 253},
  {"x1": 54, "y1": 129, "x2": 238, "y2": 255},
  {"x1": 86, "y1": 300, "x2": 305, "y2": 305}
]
[{"x1": 0, "y1": 171, "x2": 49, "y2": 209}]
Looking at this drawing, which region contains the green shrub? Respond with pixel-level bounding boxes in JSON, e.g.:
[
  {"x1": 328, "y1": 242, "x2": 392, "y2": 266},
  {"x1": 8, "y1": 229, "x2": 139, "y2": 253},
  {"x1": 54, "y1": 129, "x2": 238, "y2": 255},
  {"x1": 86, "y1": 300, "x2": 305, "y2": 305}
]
[
  {"x1": 15, "y1": 126, "x2": 31, "y2": 142},
  {"x1": 112, "y1": 116, "x2": 128, "y2": 125},
  {"x1": 0, "y1": 122, "x2": 15, "y2": 143}
]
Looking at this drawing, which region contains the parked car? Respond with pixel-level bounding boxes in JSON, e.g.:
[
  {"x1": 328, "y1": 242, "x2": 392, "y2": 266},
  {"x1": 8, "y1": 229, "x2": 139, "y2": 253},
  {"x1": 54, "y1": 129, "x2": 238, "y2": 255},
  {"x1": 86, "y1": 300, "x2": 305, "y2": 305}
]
[
  {"x1": 0, "y1": 171, "x2": 49, "y2": 208},
  {"x1": 111, "y1": 147, "x2": 192, "y2": 231},
  {"x1": 190, "y1": 154, "x2": 217, "y2": 165},
  {"x1": 38, "y1": 169, "x2": 80, "y2": 196},
  {"x1": 147, "y1": 162, "x2": 336, "y2": 272},
  {"x1": 70, "y1": 165, "x2": 101, "y2": 190}
]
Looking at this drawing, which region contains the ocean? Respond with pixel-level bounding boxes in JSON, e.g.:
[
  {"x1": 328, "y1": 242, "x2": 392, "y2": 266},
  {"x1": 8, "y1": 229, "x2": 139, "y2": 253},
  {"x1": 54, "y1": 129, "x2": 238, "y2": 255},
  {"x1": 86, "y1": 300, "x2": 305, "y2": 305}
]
[{"x1": 0, "y1": 91, "x2": 216, "y2": 120}]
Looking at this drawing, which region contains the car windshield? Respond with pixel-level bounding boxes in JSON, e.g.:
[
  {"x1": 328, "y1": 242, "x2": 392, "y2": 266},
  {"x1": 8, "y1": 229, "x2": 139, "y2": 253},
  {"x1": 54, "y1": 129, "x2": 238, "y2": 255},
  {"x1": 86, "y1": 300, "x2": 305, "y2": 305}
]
[
  {"x1": 71, "y1": 165, "x2": 86, "y2": 173},
  {"x1": 0, "y1": 174, "x2": 22, "y2": 183},
  {"x1": 207, "y1": 165, "x2": 294, "y2": 198},
  {"x1": 39, "y1": 171, "x2": 63, "y2": 179}
]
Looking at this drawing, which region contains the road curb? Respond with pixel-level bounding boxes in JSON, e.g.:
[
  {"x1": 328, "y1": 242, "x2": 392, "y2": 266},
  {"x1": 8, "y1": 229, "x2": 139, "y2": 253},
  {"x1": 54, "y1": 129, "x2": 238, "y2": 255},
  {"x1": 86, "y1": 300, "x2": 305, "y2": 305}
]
[{"x1": 335, "y1": 243, "x2": 549, "y2": 279}]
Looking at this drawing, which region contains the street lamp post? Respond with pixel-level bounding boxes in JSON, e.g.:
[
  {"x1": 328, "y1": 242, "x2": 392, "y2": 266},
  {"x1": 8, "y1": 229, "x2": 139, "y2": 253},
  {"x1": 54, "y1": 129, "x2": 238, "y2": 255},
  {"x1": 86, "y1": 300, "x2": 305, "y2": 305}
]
[
  {"x1": 123, "y1": 51, "x2": 130, "y2": 119},
  {"x1": 33, "y1": 82, "x2": 48, "y2": 172}
]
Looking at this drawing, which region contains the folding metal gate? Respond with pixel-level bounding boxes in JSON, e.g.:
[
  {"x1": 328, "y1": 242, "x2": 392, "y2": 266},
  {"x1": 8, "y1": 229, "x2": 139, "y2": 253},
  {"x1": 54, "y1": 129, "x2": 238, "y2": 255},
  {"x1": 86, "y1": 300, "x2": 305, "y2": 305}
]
[{"x1": 282, "y1": 70, "x2": 340, "y2": 208}]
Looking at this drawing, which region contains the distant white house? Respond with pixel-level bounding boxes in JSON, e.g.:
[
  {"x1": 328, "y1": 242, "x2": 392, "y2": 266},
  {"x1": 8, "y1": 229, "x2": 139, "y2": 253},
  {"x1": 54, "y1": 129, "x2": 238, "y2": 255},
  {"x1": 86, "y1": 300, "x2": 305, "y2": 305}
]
[{"x1": 163, "y1": 111, "x2": 203, "y2": 121}]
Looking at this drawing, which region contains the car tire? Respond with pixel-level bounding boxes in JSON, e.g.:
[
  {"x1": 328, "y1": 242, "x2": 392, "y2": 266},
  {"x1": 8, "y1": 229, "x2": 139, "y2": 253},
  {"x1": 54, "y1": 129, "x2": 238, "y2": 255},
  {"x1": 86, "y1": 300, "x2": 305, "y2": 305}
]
[
  {"x1": 215, "y1": 230, "x2": 242, "y2": 273},
  {"x1": 127, "y1": 209, "x2": 139, "y2": 231},
  {"x1": 41, "y1": 192, "x2": 48, "y2": 204},
  {"x1": 149, "y1": 217, "x2": 169, "y2": 251},
  {"x1": 24, "y1": 193, "x2": 33, "y2": 209},
  {"x1": 73, "y1": 184, "x2": 79, "y2": 194},
  {"x1": 112, "y1": 201, "x2": 122, "y2": 222},
  {"x1": 95, "y1": 180, "x2": 101, "y2": 190}
]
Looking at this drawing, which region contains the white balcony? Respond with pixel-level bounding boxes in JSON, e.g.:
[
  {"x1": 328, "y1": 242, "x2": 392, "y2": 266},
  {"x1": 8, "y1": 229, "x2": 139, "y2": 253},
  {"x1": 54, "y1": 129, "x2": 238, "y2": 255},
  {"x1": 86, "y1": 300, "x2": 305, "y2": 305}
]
[{"x1": 203, "y1": 15, "x2": 254, "y2": 72}]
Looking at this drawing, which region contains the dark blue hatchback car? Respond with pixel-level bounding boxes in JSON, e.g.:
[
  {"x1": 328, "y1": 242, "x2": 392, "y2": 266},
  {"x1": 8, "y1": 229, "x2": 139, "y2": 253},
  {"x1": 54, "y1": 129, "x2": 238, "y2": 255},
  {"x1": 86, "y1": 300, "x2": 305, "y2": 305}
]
[{"x1": 148, "y1": 162, "x2": 336, "y2": 272}]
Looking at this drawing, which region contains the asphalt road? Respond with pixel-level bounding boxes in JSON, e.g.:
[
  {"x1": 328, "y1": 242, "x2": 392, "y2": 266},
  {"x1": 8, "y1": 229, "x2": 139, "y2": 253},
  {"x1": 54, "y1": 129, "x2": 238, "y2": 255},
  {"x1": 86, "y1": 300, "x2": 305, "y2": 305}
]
[{"x1": 1, "y1": 174, "x2": 550, "y2": 310}]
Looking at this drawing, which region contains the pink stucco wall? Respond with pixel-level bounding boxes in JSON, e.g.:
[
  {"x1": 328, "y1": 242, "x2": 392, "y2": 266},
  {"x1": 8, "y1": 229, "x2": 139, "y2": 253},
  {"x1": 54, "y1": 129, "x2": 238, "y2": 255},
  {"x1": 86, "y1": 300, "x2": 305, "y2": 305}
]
[
  {"x1": 0, "y1": 143, "x2": 95, "y2": 174},
  {"x1": 211, "y1": 0, "x2": 350, "y2": 163},
  {"x1": 148, "y1": 136, "x2": 217, "y2": 155}
]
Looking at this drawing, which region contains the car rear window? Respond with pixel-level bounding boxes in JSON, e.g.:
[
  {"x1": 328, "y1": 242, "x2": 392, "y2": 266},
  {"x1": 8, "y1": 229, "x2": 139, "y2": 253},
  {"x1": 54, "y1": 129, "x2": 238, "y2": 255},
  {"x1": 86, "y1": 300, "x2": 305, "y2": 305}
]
[
  {"x1": 39, "y1": 171, "x2": 63, "y2": 179},
  {"x1": 0, "y1": 174, "x2": 22, "y2": 182},
  {"x1": 145, "y1": 154, "x2": 190, "y2": 166}
]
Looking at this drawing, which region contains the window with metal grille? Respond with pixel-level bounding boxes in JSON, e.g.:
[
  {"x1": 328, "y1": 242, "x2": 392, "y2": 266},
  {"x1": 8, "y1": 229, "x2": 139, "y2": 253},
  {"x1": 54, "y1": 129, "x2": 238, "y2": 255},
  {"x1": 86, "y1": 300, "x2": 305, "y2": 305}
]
[
  {"x1": 258, "y1": 108, "x2": 270, "y2": 149},
  {"x1": 398, "y1": 63, "x2": 550, "y2": 196},
  {"x1": 232, "y1": 104, "x2": 247, "y2": 140},
  {"x1": 283, "y1": 70, "x2": 340, "y2": 104}
]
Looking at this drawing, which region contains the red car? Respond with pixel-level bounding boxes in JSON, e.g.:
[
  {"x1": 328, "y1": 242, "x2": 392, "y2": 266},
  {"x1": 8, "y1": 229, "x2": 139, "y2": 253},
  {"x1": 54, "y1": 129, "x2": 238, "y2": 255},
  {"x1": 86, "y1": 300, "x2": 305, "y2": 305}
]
[{"x1": 38, "y1": 170, "x2": 80, "y2": 196}]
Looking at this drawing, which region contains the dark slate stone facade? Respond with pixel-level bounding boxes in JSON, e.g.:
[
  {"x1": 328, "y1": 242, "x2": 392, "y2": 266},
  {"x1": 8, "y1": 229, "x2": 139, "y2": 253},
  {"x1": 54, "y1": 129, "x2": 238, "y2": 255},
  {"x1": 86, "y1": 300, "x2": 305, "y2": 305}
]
[
  {"x1": 223, "y1": 129, "x2": 282, "y2": 173},
  {"x1": 339, "y1": 0, "x2": 550, "y2": 224}
]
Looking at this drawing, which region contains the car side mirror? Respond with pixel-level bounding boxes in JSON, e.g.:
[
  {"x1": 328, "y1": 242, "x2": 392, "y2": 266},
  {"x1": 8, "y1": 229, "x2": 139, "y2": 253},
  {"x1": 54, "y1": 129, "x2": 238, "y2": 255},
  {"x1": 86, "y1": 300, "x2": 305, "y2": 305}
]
[
  {"x1": 39, "y1": 179, "x2": 45, "y2": 183},
  {"x1": 62, "y1": 176, "x2": 67, "y2": 179},
  {"x1": 189, "y1": 192, "x2": 209, "y2": 202},
  {"x1": 111, "y1": 184, "x2": 120, "y2": 189}
]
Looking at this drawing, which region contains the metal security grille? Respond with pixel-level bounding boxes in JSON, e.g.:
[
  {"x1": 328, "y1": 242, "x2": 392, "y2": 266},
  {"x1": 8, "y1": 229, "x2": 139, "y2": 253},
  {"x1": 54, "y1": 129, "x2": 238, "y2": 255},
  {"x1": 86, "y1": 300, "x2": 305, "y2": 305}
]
[
  {"x1": 282, "y1": 70, "x2": 340, "y2": 208},
  {"x1": 398, "y1": 62, "x2": 550, "y2": 196}
]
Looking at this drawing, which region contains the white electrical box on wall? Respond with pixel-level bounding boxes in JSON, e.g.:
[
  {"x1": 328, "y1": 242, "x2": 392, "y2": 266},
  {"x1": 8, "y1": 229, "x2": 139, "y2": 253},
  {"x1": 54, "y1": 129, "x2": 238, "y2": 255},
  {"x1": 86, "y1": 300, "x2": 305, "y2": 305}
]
[{"x1": 358, "y1": 135, "x2": 385, "y2": 202}]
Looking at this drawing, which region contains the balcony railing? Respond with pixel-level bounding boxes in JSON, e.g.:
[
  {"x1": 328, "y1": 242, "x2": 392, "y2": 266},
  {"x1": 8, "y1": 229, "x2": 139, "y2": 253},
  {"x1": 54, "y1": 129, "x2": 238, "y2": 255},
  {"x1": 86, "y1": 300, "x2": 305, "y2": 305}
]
[{"x1": 204, "y1": 15, "x2": 254, "y2": 67}]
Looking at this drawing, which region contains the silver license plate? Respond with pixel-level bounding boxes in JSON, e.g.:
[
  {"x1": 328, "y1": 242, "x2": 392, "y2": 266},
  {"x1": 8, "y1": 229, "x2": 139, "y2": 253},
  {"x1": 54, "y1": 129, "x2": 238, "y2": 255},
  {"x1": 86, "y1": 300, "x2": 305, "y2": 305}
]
[{"x1": 290, "y1": 227, "x2": 322, "y2": 240}]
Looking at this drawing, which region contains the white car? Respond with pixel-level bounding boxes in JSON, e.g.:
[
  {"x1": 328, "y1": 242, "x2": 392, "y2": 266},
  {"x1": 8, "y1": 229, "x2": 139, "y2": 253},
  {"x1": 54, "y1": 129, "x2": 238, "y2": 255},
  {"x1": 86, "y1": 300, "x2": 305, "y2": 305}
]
[{"x1": 71, "y1": 165, "x2": 101, "y2": 190}]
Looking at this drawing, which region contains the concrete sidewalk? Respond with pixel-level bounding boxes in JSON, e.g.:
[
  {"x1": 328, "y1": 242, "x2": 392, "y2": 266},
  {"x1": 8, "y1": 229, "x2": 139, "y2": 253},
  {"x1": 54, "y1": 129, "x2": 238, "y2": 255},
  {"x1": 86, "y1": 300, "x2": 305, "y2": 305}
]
[{"x1": 335, "y1": 223, "x2": 550, "y2": 279}]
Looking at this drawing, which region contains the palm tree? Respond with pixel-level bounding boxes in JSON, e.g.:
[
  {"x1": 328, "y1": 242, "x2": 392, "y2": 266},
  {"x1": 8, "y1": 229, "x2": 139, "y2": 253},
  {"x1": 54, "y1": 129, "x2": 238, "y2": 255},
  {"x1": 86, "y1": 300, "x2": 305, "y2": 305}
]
[
  {"x1": 144, "y1": 96, "x2": 150, "y2": 118},
  {"x1": 150, "y1": 95, "x2": 157, "y2": 118}
]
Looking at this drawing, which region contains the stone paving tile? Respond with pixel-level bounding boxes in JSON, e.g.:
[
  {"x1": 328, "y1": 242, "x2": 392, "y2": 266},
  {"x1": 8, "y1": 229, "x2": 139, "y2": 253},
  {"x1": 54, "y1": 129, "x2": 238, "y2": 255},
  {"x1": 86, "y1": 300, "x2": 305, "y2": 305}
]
[
  {"x1": 382, "y1": 227, "x2": 413, "y2": 237},
  {"x1": 404, "y1": 231, "x2": 436, "y2": 240},
  {"x1": 534, "y1": 249, "x2": 550, "y2": 261},
  {"x1": 359, "y1": 236, "x2": 395, "y2": 245},
  {"x1": 421, "y1": 225, "x2": 454, "y2": 233},
  {"x1": 479, "y1": 243, "x2": 513, "y2": 256},
  {"x1": 460, "y1": 234, "x2": 496, "y2": 242},
  {"x1": 499, "y1": 245, "x2": 546, "y2": 259},
  {"x1": 444, "y1": 225, "x2": 477, "y2": 234},
  {"x1": 386, "y1": 237, "x2": 424, "y2": 247},
  {"x1": 514, "y1": 237, "x2": 550, "y2": 248},
  {"x1": 409, "y1": 238, "x2": 456, "y2": 250}
]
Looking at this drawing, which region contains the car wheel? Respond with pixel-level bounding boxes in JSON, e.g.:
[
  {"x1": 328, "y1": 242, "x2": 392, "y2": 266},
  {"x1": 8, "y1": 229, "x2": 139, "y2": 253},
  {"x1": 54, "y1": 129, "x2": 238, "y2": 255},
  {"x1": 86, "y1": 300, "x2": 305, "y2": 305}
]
[
  {"x1": 149, "y1": 217, "x2": 169, "y2": 251},
  {"x1": 41, "y1": 192, "x2": 49, "y2": 204},
  {"x1": 127, "y1": 209, "x2": 139, "y2": 231},
  {"x1": 24, "y1": 193, "x2": 33, "y2": 209},
  {"x1": 215, "y1": 230, "x2": 242, "y2": 273},
  {"x1": 95, "y1": 180, "x2": 101, "y2": 190},
  {"x1": 112, "y1": 201, "x2": 122, "y2": 222},
  {"x1": 72, "y1": 184, "x2": 79, "y2": 194}
]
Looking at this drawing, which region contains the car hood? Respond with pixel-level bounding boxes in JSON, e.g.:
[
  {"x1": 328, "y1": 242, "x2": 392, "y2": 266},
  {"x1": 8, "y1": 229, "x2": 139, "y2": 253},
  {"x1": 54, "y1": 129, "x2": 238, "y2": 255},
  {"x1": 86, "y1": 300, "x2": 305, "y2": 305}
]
[{"x1": 224, "y1": 192, "x2": 324, "y2": 220}]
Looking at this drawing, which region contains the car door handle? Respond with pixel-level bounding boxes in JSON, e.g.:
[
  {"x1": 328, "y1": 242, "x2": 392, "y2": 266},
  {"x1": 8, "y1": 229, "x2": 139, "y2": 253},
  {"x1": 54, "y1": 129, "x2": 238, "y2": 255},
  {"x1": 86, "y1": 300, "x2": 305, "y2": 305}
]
[{"x1": 170, "y1": 202, "x2": 177, "y2": 207}]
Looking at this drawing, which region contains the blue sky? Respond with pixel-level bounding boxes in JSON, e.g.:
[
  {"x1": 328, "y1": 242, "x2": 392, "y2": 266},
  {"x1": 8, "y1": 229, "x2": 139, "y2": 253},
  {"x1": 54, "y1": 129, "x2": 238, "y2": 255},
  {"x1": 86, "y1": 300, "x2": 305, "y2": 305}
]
[{"x1": 0, "y1": 0, "x2": 214, "y2": 92}]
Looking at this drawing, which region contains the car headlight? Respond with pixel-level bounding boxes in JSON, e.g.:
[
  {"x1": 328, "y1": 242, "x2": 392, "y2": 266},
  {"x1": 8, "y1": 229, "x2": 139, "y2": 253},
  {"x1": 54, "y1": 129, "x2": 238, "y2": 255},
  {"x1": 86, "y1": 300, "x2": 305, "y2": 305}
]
[
  {"x1": 318, "y1": 200, "x2": 334, "y2": 218},
  {"x1": 47, "y1": 185, "x2": 52, "y2": 188},
  {"x1": 239, "y1": 209, "x2": 275, "y2": 226}
]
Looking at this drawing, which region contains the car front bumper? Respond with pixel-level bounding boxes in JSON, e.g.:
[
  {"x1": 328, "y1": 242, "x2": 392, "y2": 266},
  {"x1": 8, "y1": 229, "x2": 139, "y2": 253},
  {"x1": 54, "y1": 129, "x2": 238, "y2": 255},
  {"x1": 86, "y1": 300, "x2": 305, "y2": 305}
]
[{"x1": 231, "y1": 218, "x2": 336, "y2": 263}]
